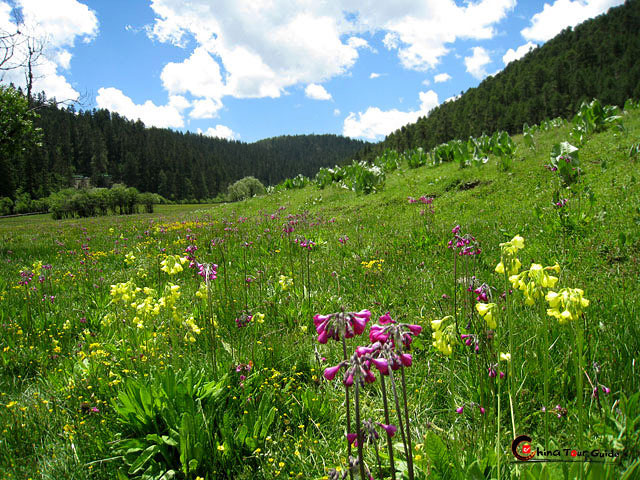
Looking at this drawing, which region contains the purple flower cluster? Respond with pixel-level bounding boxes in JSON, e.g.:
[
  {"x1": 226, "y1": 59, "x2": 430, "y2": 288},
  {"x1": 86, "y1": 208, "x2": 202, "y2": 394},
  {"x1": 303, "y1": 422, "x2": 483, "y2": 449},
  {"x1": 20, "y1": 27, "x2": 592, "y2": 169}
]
[
  {"x1": 313, "y1": 310, "x2": 371, "y2": 344},
  {"x1": 448, "y1": 225, "x2": 481, "y2": 256}
]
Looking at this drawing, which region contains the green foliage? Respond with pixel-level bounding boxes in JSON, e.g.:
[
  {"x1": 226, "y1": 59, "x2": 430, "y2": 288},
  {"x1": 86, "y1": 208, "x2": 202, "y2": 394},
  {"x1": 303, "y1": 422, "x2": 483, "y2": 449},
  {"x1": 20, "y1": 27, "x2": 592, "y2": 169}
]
[
  {"x1": 570, "y1": 99, "x2": 622, "y2": 145},
  {"x1": 112, "y1": 370, "x2": 228, "y2": 479},
  {"x1": 549, "y1": 142, "x2": 581, "y2": 186},
  {"x1": 227, "y1": 176, "x2": 266, "y2": 201},
  {"x1": 0, "y1": 197, "x2": 13, "y2": 216},
  {"x1": 404, "y1": 148, "x2": 428, "y2": 169},
  {"x1": 0, "y1": 86, "x2": 41, "y2": 198}
]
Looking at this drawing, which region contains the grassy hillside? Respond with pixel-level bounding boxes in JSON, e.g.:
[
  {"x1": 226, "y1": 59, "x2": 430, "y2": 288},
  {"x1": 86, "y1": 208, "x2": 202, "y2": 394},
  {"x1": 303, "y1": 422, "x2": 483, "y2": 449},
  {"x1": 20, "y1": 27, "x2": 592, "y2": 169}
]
[{"x1": 0, "y1": 106, "x2": 639, "y2": 479}]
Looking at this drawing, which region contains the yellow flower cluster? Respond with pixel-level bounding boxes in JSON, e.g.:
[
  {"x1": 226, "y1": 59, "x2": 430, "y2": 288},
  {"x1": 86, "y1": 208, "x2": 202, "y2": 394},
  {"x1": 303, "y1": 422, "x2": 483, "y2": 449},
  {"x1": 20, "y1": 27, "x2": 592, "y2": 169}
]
[
  {"x1": 160, "y1": 254, "x2": 188, "y2": 275},
  {"x1": 431, "y1": 315, "x2": 455, "y2": 356},
  {"x1": 545, "y1": 288, "x2": 589, "y2": 324},
  {"x1": 475, "y1": 302, "x2": 498, "y2": 329},
  {"x1": 124, "y1": 251, "x2": 136, "y2": 265},
  {"x1": 183, "y1": 315, "x2": 201, "y2": 343},
  {"x1": 110, "y1": 280, "x2": 141, "y2": 303},
  {"x1": 509, "y1": 263, "x2": 560, "y2": 305},
  {"x1": 361, "y1": 259, "x2": 384, "y2": 270},
  {"x1": 278, "y1": 275, "x2": 293, "y2": 291},
  {"x1": 495, "y1": 235, "x2": 524, "y2": 276}
]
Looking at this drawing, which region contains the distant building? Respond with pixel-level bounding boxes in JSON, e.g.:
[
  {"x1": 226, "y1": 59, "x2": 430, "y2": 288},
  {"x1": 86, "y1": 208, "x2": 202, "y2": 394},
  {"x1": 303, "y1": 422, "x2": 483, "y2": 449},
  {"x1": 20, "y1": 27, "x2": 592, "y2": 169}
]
[{"x1": 72, "y1": 175, "x2": 91, "y2": 189}]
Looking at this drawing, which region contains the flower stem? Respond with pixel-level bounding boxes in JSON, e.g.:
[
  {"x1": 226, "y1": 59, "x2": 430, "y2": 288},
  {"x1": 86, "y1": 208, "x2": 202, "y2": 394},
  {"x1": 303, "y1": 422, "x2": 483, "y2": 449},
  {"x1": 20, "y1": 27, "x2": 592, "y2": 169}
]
[
  {"x1": 388, "y1": 367, "x2": 410, "y2": 477},
  {"x1": 400, "y1": 366, "x2": 414, "y2": 479},
  {"x1": 380, "y1": 375, "x2": 396, "y2": 480},
  {"x1": 354, "y1": 383, "x2": 366, "y2": 480},
  {"x1": 342, "y1": 336, "x2": 354, "y2": 480}
]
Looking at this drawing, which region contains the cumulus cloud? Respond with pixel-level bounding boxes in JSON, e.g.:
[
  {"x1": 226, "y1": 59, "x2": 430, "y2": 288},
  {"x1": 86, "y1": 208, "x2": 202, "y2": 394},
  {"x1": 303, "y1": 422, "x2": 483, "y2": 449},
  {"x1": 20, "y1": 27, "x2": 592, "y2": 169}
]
[
  {"x1": 521, "y1": 0, "x2": 623, "y2": 42},
  {"x1": 197, "y1": 125, "x2": 239, "y2": 140},
  {"x1": 503, "y1": 41, "x2": 537, "y2": 65},
  {"x1": 464, "y1": 46, "x2": 491, "y2": 79},
  {"x1": 370, "y1": 72, "x2": 381, "y2": 79},
  {"x1": 305, "y1": 83, "x2": 332, "y2": 101},
  {"x1": 343, "y1": 90, "x2": 439, "y2": 140},
  {"x1": 145, "y1": 0, "x2": 517, "y2": 105},
  {"x1": 96, "y1": 87, "x2": 189, "y2": 128},
  {"x1": 434, "y1": 72, "x2": 451, "y2": 83},
  {"x1": 0, "y1": 0, "x2": 98, "y2": 100}
]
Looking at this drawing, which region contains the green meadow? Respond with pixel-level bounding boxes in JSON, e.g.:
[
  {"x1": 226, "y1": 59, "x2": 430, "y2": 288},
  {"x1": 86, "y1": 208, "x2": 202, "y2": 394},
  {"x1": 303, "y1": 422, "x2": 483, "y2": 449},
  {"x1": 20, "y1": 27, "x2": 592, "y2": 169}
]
[{"x1": 1, "y1": 106, "x2": 639, "y2": 479}]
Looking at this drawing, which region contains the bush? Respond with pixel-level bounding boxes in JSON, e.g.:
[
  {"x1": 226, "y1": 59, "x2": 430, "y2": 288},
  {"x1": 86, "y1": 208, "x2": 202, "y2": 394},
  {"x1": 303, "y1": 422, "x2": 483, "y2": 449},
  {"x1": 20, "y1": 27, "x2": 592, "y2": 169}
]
[
  {"x1": 227, "y1": 176, "x2": 266, "y2": 202},
  {"x1": 0, "y1": 197, "x2": 13, "y2": 216}
]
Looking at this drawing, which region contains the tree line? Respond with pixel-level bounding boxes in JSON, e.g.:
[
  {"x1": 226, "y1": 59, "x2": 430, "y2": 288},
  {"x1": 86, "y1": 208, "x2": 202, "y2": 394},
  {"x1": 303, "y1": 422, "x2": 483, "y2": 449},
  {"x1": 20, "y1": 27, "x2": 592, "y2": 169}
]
[{"x1": 0, "y1": 90, "x2": 368, "y2": 203}]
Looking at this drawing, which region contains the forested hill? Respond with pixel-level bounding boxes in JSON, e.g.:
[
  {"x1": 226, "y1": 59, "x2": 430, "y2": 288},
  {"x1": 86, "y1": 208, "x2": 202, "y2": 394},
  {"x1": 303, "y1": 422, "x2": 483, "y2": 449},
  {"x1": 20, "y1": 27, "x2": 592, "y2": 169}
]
[
  {"x1": 359, "y1": 0, "x2": 640, "y2": 160},
  {"x1": 11, "y1": 100, "x2": 368, "y2": 201}
]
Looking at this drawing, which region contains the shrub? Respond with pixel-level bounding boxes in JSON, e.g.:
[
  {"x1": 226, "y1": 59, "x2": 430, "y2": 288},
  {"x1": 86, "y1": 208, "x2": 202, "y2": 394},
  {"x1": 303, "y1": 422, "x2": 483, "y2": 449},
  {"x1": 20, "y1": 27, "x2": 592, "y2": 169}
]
[{"x1": 227, "y1": 176, "x2": 266, "y2": 202}]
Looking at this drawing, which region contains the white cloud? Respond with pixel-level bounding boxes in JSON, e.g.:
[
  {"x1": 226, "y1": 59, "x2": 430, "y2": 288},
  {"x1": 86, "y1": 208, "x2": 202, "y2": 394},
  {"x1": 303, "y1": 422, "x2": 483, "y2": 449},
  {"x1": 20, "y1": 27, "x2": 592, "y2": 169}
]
[
  {"x1": 305, "y1": 83, "x2": 332, "y2": 101},
  {"x1": 0, "y1": 0, "x2": 97, "y2": 100},
  {"x1": 370, "y1": 72, "x2": 381, "y2": 79},
  {"x1": 96, "y1": 87, "x2": 188, "y2": 128},
  {"x1": 503, "y1": 41, "x2": 537, "y2": 65},
  {"x1": 146, "y1": 0, "x2": 517, "y2": 107},
  {"x1": 161, "y1": 47, "x2": 225, "y2": 99},
  {"x1": 197, "y1": 125, "x2": 239, "y2": 140},
  {"x1": 434, "y1": 72, "x2": 451, "y2": 83},
  {"x1": 190, "y1": 98, "x2": 223, "y2": 119},
  {"x1": 333, "y1": 108, "x2": 341, "y2": 116},
  {"x1": 445, "y1": 94, "x2": 461, "y2": 103},
  {"x1": 347, "y1": 36, "x2": 369, "y2": 49},
  {"x1": 464, "y1": 46, "x2": 491, "y2": 80},
  {"x1": 343, "y1": 90, "x2": 439, "y2": 140},
  {"x1": 522, "y1": 0, "x2": 623, "y2": 42}
]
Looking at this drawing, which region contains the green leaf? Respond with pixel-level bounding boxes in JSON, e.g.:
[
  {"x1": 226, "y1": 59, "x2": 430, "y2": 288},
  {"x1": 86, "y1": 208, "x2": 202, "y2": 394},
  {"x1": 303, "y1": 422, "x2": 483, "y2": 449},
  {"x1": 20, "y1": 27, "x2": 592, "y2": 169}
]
[{"x1": 129, "y1": 445, "x2": 159, "y2": 475}]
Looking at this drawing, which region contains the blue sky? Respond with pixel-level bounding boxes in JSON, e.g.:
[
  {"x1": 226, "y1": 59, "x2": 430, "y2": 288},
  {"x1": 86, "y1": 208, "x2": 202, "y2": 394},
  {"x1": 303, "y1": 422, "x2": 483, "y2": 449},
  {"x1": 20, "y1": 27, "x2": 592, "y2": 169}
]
[{"x1": 0, "y1": 0, "x2": 624, "y2": 142}]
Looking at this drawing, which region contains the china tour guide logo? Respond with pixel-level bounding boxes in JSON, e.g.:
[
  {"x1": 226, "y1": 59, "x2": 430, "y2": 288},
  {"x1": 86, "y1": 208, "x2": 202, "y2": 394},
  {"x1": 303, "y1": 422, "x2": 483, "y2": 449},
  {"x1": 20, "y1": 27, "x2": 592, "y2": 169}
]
[
  {"x1": 511, "y1": 435, "x2": 620, "y2": 464},
  {"x1": 512, "y1": 435, "x2": 536, "y2": 461}
]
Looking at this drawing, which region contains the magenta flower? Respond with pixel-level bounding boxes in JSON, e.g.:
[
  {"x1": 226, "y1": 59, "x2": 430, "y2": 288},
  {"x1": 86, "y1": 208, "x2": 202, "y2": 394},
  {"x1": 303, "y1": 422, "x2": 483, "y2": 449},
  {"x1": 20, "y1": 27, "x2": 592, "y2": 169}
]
[
  {"x1": 323, "y1": 364, "x2": 343, "y2": 380},
  {"x1": 378, "y1": 423, "x2": 397, "y2": 437},
  {"x1": 399, "y1": 353, "x2": 412, "y2": 367},
  {"x1": 370, "y1": 357, "x2": 389, "y2": 375},
  {"x1": 346, "y1": 433, "x2": 358, "y2": 446},
  {"x1": 456, "y1": 406, "x2": 464, "y2": 414},
  {"x1": 313, "y1": 310, "x2": 372, "y2": 343}
]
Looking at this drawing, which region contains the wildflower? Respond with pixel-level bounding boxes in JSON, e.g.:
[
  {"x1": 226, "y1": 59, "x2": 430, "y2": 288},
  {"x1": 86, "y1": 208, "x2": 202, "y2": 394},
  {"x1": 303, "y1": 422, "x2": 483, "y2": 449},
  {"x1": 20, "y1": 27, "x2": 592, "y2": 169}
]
[
  {"x1": 278, "y1": 275, "x2": 293, "y2": 291},
  {"x1": 475, "y1": 302, "x2": 498, "y2": 329},
  {"x1": 160, "y1": 255, "x2": 188, "y2": 275},
  {"x1": 313, "y1": 310, "x2": 371, "y2": 343},
  {"x1": 509, "y1": 263, "x2": 560, "y2": 305},
  {"x1": 235, "y1": 312, "x2": 253, "y2": 328},
  {"x1": 500, "y1": 352, "x2": 511, "y2": 362},
  {"x1": 431, "y1": 315, "x2": 454, "y2": 356},
  {"x1": 495, "y1": 235, "x2": 524, "y2": 275},
  {"x1": 456, "y1": 406, "x2": 464, "y2": 414},
  {"x1": 545, "y1": 288, "x2": 589, "y2": 324}
]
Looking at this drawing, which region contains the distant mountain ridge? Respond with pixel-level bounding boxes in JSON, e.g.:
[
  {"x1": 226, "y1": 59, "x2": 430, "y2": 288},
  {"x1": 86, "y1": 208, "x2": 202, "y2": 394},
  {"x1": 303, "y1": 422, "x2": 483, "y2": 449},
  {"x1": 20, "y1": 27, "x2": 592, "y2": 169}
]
[{"x1": 356, "y1": 0, "x2": 640, "y2": 161}]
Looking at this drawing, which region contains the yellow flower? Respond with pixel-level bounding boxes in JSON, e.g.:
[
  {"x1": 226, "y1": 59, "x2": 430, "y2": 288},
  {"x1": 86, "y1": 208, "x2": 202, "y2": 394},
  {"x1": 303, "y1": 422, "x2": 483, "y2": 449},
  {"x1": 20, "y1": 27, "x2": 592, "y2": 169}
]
[
  {"x1": 475, "y1": 302, "x2": 497, "y2": 329},
  {"x1": 431, "y1": 315, "x2": 454, "y2": 356},
  {"x1": 160, "y1": 255, "x2": 188, "y2": 275},
  {"x1": 545, "y1": 288, "x2": 589, "y2": 324},
  {"x1": 6, "y1": 401, "x2": 17, "y2": 408},
  {"x1": 278, "y1": 275, "x2": 293, "y2": 291},
  {"x1": 254, "y1": 312, "x2": 265, "y2": 323},
  {"x1": 496, "y1": 235, "x2": 524, "y2": 276},
  {"x1": 500, "y1": 352, "x2": 511, "y2": 362}
]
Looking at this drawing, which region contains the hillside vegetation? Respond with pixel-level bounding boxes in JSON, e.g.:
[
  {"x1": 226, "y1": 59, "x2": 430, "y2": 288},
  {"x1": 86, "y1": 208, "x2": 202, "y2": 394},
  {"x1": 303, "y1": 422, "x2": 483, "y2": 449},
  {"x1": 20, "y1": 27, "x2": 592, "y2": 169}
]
[{"x1": 0, "y1": 98, "x2": 638, "y2": 479}]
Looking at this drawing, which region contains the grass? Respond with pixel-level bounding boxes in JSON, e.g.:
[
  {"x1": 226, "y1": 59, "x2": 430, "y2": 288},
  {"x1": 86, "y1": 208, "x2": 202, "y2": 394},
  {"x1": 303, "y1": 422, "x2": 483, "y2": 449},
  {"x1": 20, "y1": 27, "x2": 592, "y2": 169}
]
[{"x1": 0, "y1": 108, "x2": 639, "y2": 480}]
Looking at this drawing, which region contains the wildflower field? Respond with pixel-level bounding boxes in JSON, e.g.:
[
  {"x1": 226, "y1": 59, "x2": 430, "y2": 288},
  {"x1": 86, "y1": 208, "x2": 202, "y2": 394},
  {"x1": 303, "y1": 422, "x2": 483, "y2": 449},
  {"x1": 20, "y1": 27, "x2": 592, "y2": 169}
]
[{"x1": 1, "y1": 106, "x2": 640, "y2": 480}]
